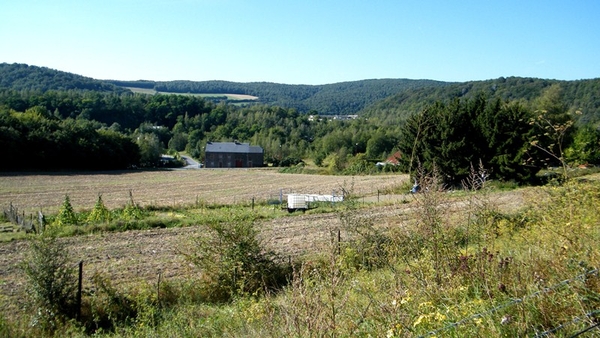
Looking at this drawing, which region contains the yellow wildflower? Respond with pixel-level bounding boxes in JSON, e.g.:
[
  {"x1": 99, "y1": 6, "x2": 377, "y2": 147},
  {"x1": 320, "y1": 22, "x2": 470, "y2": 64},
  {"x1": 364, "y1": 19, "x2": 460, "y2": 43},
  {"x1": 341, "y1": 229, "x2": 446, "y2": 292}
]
[{"x1": 413, "y1": 314, "x2": 427, "y2": 327}]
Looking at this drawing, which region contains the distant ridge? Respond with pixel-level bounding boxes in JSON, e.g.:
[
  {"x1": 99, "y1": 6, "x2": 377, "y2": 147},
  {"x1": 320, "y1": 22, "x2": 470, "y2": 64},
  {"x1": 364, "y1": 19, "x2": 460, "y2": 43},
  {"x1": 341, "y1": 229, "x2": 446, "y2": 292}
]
[
  {"x1": 106, "y1": 78, "x2": 450, "y2": 115},
  {"x1": 0, "y1": 63, "x2": 127, "y2": 93},
  {"x1": 362, "y1": 76, "x2": 600, "y2": 124},
  {"x1": 1, "y1": 63, "x2": 599, "y2": 121}
]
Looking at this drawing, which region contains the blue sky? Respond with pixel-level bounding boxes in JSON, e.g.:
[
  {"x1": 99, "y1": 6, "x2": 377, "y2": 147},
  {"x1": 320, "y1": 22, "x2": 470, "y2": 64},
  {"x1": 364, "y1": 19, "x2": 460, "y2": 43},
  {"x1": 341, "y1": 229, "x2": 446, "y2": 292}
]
[{"x1": 1, "y1": 0, "x2": 599, "y2": 84}]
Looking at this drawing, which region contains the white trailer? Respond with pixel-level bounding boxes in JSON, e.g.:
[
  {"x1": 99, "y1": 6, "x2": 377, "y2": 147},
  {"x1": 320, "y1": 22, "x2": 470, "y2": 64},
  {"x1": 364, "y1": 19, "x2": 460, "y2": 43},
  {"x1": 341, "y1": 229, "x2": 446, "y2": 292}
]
[
  {"x1": 287, "y1": 194, "x2": 307, "y2": 212},
  {"x1": 286, "y1": 193, "x2": 343, "y2": 212}
]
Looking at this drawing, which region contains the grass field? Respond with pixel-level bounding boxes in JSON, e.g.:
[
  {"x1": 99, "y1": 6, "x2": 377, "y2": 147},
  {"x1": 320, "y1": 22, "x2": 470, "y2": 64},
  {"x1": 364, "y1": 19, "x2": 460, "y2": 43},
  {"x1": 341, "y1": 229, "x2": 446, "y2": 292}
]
[
  {"x1": 0, "y1": 169, "x2": 408, "y2": 214},
  {"x1": 125, "y1": 87, "x2": 259, "y2": 101}
]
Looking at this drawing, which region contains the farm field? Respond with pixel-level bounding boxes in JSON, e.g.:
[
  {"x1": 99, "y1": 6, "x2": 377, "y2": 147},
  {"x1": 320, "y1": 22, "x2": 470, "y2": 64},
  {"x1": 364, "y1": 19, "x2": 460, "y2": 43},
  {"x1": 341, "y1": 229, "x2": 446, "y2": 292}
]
[
  {"x1": 0, "y1": 179, "x2": 526, "y2": 322},
  {"x1": 0, "y1": 169, "x2": 407, "y2": 215},
  {"x1": 125, "y1": 87, "x2": 259, "y2": 101},
  {"x1": 0, "y1": 169, "x2": 409, "y2": 319},
  {"x1": 3, "y1": 170, "x2": 598, "y2": 337}
]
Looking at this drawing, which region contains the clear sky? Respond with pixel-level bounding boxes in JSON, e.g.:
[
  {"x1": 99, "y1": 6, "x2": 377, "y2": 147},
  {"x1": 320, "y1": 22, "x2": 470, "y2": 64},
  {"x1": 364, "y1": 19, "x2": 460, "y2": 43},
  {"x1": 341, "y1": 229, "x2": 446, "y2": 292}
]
[{"x1": 1, "y1": 0, "x2": 599, "y2": 85}]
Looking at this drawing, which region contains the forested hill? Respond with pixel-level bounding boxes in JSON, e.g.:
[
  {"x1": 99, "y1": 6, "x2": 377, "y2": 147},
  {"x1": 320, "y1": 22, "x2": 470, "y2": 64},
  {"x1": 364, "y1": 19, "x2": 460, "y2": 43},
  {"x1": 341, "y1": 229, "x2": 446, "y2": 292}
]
[
  {"x1": 0, "y1": 63, "x2": 128, "y2": 93},
  {"x1": 107, "y1": 78, "x2": 450, "y2": 115},
  {"x1": 362, "y1": 76, "x2": 600, "y2": 124},
  {"x1": 0, "y1": 62, "x2": 449, "y2": 115},
  {"x1": 3, "y1": 63, "x2": 600, "y2": 121}
]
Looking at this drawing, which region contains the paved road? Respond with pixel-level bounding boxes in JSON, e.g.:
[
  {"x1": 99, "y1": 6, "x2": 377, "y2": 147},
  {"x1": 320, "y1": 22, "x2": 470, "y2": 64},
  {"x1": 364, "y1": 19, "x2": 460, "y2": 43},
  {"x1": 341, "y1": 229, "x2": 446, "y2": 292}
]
[{"x1": 181, "y1": 155, "x2": 202, "y2": 169}]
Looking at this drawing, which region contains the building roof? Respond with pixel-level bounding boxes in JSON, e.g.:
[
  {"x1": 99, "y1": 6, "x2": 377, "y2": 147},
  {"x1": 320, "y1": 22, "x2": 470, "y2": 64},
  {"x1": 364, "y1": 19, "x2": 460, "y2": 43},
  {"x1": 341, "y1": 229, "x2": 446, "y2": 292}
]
[
  {"x1": 385, "y1": 151, "x2": 402, "y2": 165},
  {"x1": 205, "y1": 142, "x2": 263, "y2": 154}
]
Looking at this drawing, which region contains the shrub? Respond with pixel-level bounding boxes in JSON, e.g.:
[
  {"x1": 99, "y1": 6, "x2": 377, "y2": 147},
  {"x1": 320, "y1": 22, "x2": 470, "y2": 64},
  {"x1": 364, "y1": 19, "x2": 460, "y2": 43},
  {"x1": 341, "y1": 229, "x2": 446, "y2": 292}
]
[
  {"x1": 86, "y1": 194, "x2": 111, "y2": 223},
  {"x1": 84, "y1": 273, "x2": 138, "y2": 333},
  {"x1": 184, "y1": 218, "x2": 292, "y2": 302},
  {"x1": 121, "y1": 191, "x2": 144, "y2": 221},
  {"x1": 53, "y1": 195, "x2": 78, "y2": 227},
  {"x1": 21, "y1": 234, "x2": 79, "y2": 332}
]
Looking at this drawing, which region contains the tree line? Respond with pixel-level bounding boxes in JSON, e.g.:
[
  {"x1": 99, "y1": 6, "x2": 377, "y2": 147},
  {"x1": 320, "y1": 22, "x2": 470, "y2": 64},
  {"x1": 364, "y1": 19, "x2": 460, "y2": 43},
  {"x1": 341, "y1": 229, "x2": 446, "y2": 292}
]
[
  {"x1": 2, "y1": 63, "x2": 600, "y2": 182},
  {"x1": 398, "y1": 85, "x2": 600, "y2": 185},
  {"x1": 3, "y1": 84, "x2": 599, "y2": 183},
  {"x1": 0, "y1": 106, "x2": 139, "y2": 171},
  {"x1": 0, "y1": 89, "x2": 403, "y2": 172}
]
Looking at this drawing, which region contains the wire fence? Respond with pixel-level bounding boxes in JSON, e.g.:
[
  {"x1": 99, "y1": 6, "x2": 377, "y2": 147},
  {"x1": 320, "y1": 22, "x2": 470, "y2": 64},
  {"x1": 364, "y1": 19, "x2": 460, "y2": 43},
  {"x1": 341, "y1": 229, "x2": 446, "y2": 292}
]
[
  {"x1": 419, "y1": 268, "x2": 599, "y2": 338},
  {"x1": 534, "y1": 309, "x2": 600, "y2": 337}
]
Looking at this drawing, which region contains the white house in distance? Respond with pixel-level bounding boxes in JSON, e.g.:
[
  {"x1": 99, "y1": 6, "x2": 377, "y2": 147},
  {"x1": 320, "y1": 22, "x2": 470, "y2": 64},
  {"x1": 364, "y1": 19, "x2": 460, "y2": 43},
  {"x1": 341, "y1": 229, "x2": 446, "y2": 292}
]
[{"x1": 204, "y1": 141, "x2": 264, "y2": 168}]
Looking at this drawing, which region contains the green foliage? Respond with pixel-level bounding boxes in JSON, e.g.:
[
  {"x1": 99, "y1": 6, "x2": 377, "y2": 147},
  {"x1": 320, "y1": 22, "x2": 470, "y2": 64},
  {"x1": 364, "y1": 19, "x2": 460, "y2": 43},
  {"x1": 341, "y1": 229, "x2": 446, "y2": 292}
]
[
  {"x1": 565, "y1": 124, "x2": 600, "y2": 165},
  {"x1": 4, "y1": 65, "x2": 599, "y2": 175},
  {"x1": 168, "y1": 131, "x2": 188, "y2": 151},
  {"x1": 526, "y1": 85, "x2": 577, "y2": 178},
  {"x1": 2, "y1": 63, "x2": 600, "y2": 175},
  {"x1": 365, "y1": 130, "x2": 397, "y2": 160},
  {"x1": 121, "y1": 191, "x2": 144, "y2": 221},
  {"x1": 0, "y1": 63, "x2": 127, "y2": 93},
  {"x1": 342, "y1": 153, "x2": 382, "y2": 175},
  {"x1": 398, "y1": 95, "x2": 541, "y2": 184},
  {"x1": 339, "y1": 208, "x2": 391, "y2": 270},
  {"x1": 111, "y1": 77, "x2": 445, "y2": 115},
  {"x1": 0, "y1": 107, "x2": 140, "y2": 171},
  {"x1": 364, "y1": 76, "x2": 600, "y2": 125},
  {"x1": 84, "y1": 273, "x2": 139, "y2": 333},
  {"x1": 0, "y1": 313, "x2": 16, "y2": 338},
  {"x1": 479, "y1": 100, "x2": 538, "y2": 182},
  {"x1": 185, "y1": 217, "x2": 292, "y2": 303},
  {"x1": 134, "y1": 133, "x2": 163, "y2": 167},
  {"x1": 87, "y1": 195, "x2": 111, "y2": 224},
  {"x1": 21, "y1": 234, "x2": 79, "y2": 332},
  {"x1": 54, "y1": 195, "x2": 78, "y2": 227}
]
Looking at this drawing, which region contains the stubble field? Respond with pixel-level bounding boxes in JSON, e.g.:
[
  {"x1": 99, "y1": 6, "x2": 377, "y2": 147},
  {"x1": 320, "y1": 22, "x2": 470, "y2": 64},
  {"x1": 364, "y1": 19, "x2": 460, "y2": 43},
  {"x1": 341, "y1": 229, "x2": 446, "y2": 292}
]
[
  {"x1": 0, "y1": 169, "x2": 410, "y2": 316},
  {"x1": 0, "y1": 168, "x2": 407, "y2": 214},
  {"x1": 0, "y1": 169, "x2": 530, "y2": 322}
]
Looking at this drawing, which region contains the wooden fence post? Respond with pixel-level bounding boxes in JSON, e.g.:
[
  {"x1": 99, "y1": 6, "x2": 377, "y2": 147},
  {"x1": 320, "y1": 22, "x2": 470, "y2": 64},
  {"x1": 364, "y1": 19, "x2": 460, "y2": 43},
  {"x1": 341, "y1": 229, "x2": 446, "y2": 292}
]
[
  {"x1": 338, "y1": 228, "x2": 341, "y2": 256},
  {"x1": 77, "y1": 260, "x2": 83, "y2": 320},
  {"x1": 157, "y1": 271, "x2": 162, "y2": 307}
]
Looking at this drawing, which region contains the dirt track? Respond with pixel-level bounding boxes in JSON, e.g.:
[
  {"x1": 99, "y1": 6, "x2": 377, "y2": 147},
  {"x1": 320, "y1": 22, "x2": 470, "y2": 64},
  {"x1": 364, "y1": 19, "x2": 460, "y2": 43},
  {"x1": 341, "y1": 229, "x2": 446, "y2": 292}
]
[{"x1": 0, "y1": 189, "x2": 525, "y2": 319}]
